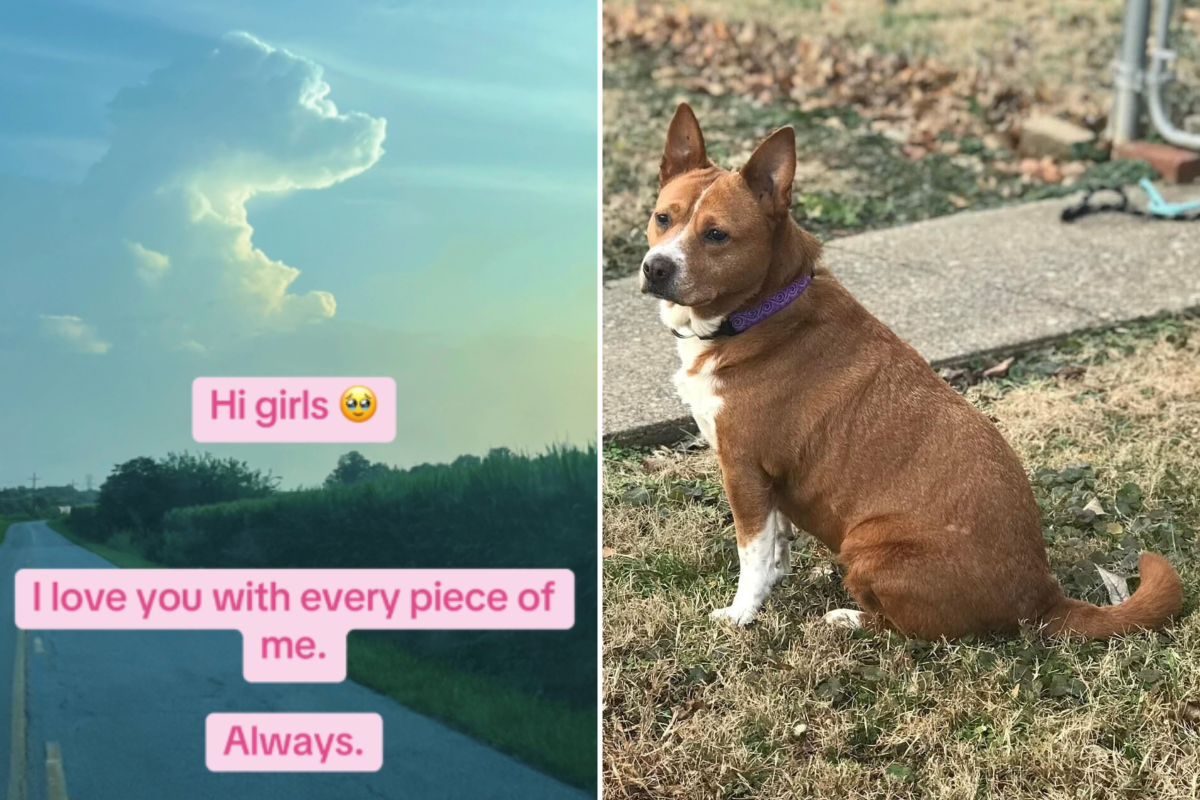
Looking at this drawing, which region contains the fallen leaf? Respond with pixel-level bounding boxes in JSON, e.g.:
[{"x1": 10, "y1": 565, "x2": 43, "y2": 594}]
[
  {"x1": 983, "y1": 356, "x2": 1015, "y2": 378},
  {"x1": 673, "y1": 434, "x2": 708, "y2": 452},
  {"x1": 1083, "y1": 497, "x2": 1107, "y2": 517},
  {"x1": 1096, "y1": 565, "x2": 1131, "y2": 605},
  {"x1": 641, "y1": 456, "x2": 672, "y2": 473},
  {"x1": 603, "y1": 547, "x2": 616, "y2": 558}
]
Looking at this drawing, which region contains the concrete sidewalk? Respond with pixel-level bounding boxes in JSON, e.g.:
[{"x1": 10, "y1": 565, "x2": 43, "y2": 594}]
[{"x1": 603, "y1": 186, "x2": 1200, "y2": 443}]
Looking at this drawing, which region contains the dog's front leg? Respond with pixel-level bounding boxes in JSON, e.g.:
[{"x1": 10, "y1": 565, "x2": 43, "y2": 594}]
[{"x1": 710, "y1": 465, "x2": 788, "y2": 626}]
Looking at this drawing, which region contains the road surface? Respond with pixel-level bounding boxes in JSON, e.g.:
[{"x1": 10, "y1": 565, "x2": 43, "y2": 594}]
[{"x1": 1, "y1": 521, "x2": 591, "y2": 799}]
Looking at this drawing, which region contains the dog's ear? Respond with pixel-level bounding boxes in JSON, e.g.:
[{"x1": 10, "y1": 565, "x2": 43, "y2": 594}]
[
  {"x1": 740, "y1": 126, "x2": 796, "y2": 218},
  {"x1": 659, "y1": 103, "x2": 709, "y2": 186}
]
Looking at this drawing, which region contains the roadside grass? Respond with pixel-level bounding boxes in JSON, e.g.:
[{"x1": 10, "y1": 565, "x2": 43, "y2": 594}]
[
  {"x1": 602, "y1": 313, "x2": 1200, "y2": 798},
  {"x1": 48, "y1": 515, "x2": 596, "y2": 792},
  {"x1": 48, "y1": 520, "x2": 161, "y2": 569},
  {"x1": 348, "y1": 634, "x2": 596, "y2": 788}
]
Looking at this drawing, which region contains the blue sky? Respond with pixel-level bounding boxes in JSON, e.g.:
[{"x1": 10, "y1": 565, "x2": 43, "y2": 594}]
[{"x1": 0, "y1": 0, "x2": 598, "y2": 488}]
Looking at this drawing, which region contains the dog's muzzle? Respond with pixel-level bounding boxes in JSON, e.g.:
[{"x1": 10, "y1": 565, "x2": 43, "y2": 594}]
[{"x1": 640, "y1": 253, "x2": 679, "y2": 299}]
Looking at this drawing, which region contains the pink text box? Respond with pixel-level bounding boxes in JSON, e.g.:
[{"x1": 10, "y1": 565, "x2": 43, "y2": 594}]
[
  {"x1": 192, "y1": 377, "x2": 396, "y2": 442},
  {"x1": 15, "y1": 569, "x2": 574, "y2": 682},
  {"x1": 206, "y1": 713, "x2": 382, "y2": 772}
]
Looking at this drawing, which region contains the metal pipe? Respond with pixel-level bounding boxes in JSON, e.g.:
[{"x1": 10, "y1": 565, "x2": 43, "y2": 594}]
[
  {"x1": 1146, "y1": 0, "x2": 1200, "y2": 150},
  {"x1": 1112, "y1": 0, "x2": 1151, "y2": 145}
]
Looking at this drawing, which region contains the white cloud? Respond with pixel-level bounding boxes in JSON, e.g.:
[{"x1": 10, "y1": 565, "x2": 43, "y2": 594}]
[
  {"x1": 39, "y1": 315, "x2": 111, "y2": 354},
  {"x1": 13, "y1": 31, "x2": 386, "y2": 352},
  {"x1": 127, "y1": 241, "x2": 170, "y2": 284}
]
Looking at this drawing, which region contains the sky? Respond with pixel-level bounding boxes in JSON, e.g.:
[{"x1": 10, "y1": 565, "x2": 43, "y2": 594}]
[{"x1": 0, "y1": 0, "x2": 599, "y2": 489}]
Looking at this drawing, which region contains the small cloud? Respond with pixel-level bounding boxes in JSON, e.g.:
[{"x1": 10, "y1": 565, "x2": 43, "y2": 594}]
[
  {"x1": 39, "y1": 315, "x2": 111, "y2": 354},
  {"x1": 127, "y1": 241, "x2": 171, "y2": 284},
  {"x1": 179, "y1": 340, "x2": 207, "y2": 353}
]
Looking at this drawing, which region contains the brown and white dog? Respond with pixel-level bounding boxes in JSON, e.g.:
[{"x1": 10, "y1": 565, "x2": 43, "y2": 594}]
[{"x1": 639, "y1": 103, "x2": 1183, "y2": 639}]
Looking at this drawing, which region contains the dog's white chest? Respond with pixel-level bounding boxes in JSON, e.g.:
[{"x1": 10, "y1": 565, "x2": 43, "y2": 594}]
[{"x1": 673, "y1": 337, "x2": 724, "y2": 450}]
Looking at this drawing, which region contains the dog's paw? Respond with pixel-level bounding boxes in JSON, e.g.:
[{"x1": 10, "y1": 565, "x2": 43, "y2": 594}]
[
  {"x1": 710, "y1": 605, "x2": 757, "y2": 627},
  {"x1": 822, "y1": 609, "x2": 864, "y2": 629}
]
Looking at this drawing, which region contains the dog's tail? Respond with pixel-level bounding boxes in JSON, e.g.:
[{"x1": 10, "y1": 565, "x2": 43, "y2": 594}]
[{"x1": 1039, "y1": 553, "x2": 1183, "y2": 638}]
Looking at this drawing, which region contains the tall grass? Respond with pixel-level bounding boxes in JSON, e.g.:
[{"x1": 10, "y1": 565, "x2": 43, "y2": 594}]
[{"x1": 160, "y1": 445, "x2": 598, "y2": 708}]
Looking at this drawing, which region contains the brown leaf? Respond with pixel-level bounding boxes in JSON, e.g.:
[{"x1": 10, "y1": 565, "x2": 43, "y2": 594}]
[
  {"x1": 641, "y1": 455, "x2": 672, "y2": 473},
  {"x1": 602, "y1": 547, "x2": 616, "y2": 558},
  {"x1": 983, "y1": 356, "x2": 1015, "y2": 378}
]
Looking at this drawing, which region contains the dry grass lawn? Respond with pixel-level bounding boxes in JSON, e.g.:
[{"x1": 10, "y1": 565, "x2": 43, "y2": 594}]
[{"x1": 603, "y1": 315, "x2": 1200, "y2": 799}]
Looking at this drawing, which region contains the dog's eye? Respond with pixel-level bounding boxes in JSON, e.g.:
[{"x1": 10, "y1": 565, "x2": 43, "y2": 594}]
[
  {"x1": 654, "y1": 212, "x2": 670, "y2": 228},
  {"x1": 704, "y1": 228, "x2": 729, "y2": 242}
]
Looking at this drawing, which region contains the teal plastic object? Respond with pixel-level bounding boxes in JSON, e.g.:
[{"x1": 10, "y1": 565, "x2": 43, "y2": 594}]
[{"x1": 1139, "y1": 178, "x2": 1200, "y2": 217}]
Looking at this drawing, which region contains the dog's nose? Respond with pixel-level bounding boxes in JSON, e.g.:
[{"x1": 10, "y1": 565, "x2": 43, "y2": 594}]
[{"x1": 642, "y1": 254, "x2": 677, "y2": 286}]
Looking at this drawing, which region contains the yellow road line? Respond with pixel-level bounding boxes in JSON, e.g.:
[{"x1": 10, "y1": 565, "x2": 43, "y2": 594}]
[
  {"x1": 45, "y1": 742, "x2": 68, "y2": 800},
  {"x1": 6, "y1": 628, "x2": 27, "y2": 800}
]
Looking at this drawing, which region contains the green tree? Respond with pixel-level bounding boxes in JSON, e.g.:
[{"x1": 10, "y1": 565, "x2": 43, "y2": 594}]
[
  {"x1": 93, "y1": 452, "x2": 277, "y2": 556},
  {"x1": 323, "y1": 451, "x2": 393, "y2": 488}
]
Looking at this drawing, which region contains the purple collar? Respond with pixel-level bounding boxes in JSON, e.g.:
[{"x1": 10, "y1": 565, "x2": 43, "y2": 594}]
[{"x1": 671, "y1": 273, "x2": 813, "y2": 340}]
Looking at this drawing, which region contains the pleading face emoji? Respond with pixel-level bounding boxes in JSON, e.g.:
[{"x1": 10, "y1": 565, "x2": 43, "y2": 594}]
[{"x1": 340, "y1": 385, "x2": 377, "y2": 423}]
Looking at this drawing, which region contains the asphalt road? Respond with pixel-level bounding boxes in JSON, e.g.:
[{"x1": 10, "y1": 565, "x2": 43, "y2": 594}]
[{"x1": 2, "y1": 521, "x2": 591, "y2": 799}]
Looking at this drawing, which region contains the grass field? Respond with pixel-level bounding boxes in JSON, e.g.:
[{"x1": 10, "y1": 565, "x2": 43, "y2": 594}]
[{"x1": 603, "y1": 313, "x2": 1200, "y2": 799}]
